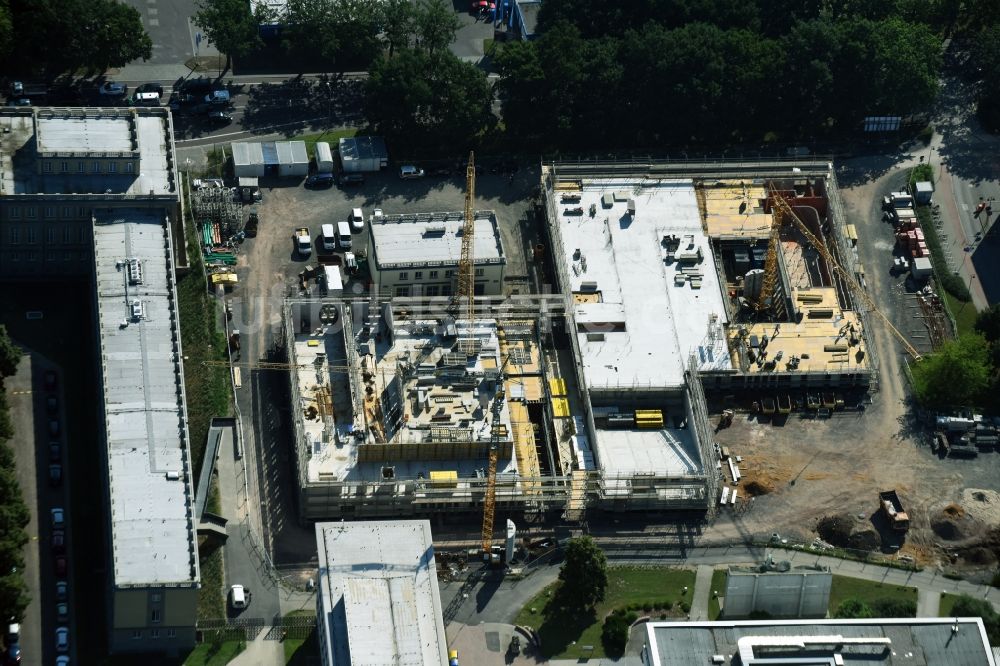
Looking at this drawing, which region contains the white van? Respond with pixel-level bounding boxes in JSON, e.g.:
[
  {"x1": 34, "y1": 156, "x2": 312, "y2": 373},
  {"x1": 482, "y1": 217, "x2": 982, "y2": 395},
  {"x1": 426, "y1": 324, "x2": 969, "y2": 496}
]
[
  {"x1": 230, "y1": 584, "x2": 247, "y2": 609},
  {"x1": 321, "y1": 223, "x2": 337, "y2": 252},
  {"x1": 349, "y1": 207, "x2": 365, "y2": 233},
  {"x1": 135, "y1": 91, "x2": 160, "y2": 106},
  {"x1": 336, "y1": 221, "x2": 352, "y2": 249}
]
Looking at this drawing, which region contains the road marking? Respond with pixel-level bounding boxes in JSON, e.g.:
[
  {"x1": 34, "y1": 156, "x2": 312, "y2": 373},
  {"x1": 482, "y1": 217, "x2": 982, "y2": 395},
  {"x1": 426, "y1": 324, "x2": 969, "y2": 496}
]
[{"x1": 10, "y1": 390, "x2": 32, "y2": 395}]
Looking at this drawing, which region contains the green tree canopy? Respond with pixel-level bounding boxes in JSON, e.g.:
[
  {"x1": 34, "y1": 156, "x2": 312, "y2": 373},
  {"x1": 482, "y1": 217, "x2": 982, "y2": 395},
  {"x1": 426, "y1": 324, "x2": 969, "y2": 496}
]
[
  {"x1": 380, "y1": 0, "x2": 415, "y2": 56},
  {"x1": 414, "y1": 0, "x2": 460, "y2": 54},
  {"x1": 871, "y1": 598, "x2": 917, "y2": 617},
  {"x1": 195, "y1": 0, "x2": 262, "y2": 72},
  {"x1": 911, "y1": 333, "x2": 992, "y2": 410},
  {"x1": 0, "y1": 0, "x2": 12, "y2": 61},
  {"x1": 0, "y1": 326, "x2": 19, "y2": 378},
  {"x1": 556, "y1": 536, "x2": 608, "y2": 610},
  {"x1": 834, "y1": 598, "x2": 874, "y2": 618},
  {"x1": 364, "y1": 47, "x2": 494, "y2": 154}
]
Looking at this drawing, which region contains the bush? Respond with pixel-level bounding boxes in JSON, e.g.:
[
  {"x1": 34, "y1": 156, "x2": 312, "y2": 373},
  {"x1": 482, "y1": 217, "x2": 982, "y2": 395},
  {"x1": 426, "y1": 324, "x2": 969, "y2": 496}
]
[
  {"x1": 916, "y1": 125, "x2": 934, "y2": 145},
  {"x1": 871, "y1": 598, "x2": 917, "y2": 617},
  {"x1": 679, "y1": 601, "x2": 691, "y2": 613},
  {"x1": 835, "y1": 598, "x2": 874, "y2": 618},
  {"x1": 915, "y1": 206, "x2": 972, "y2": 303},
  {"x1": 601, "y1": 609, "x2": 637, "y2": 656}
]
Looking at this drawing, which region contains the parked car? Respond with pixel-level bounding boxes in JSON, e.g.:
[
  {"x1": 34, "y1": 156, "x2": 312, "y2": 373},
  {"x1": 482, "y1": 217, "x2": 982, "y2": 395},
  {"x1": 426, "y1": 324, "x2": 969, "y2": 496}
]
[
  {"x1": 55, "y1": 657, "x2": 69, "y2": 666},
  {"x1": 54, "y1": 556, "x2": 67, "y2": 577},
  {"x1": 46, "y1": 395, "x2": 58, "y2": 414},
  {"x1": 49, "y1": 442, "x2": 61, "y2": 462},
  {"x1": 4, "y1": 644, "x2": 20, "y2": 664},
  {"x1": 244, "y1": 211, "x2": 259, "y2": 238},
  {"x1": 44, "y1": 371, "x2": 57, "y2": 391},
  {"x1": 6, "y1": 98, "x2": 31, "y2": 107},
  {"x1": 399, "y1": 165, "x2": 425, "y2": 179},
  {"x1": 55, "y1": 581, "x2": 68, "y2": 602},
  {"x1": 338, "y1": 172, "x2": 365, "y2": 186},
  {"x1": 135, "y1": 82, "x2": 164, "y2": 97},
  {"x1": 48, "y1": 420, "x2": 60, "y2": 437},
  {"x1": 49, "y1": 463, "x2": 62, "y2": 487},
  {"x1": 51, "y1": 507, "x2": 65, "y2": 529},
  {"x1": 305, "y1": 172, "x2": 335, "y2": 189},
  {"x1": 56, "y1": 603, "x2": 69, "y2": 622},
  {"x1": 55, "y1": 627, "x2": 68, "y2": 653},
  {"x1": 206, "y1": 111, "x2": 232, "y2": 125},
  {"x1": 51, "y1": 529, "x2": 65, "y2": 554},
  {"x1": 168, "y1": 93, "x2": 198, "y2": 111},
  {"x1": 99, "y1": 81, "x2": 127, "y2": 97},
  {"x1": 204, "y1": 90, "x2": 231, "y2": 105}
]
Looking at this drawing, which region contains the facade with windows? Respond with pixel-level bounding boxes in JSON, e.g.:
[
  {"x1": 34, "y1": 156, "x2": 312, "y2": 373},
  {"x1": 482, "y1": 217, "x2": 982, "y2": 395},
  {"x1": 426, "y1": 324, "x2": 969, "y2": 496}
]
[
  {"x1": 0, "y1": 108, "x2": 179, "y2": 278},
  {"x1": 366, "y1": 210, "x2": 506, "y2": 298}
]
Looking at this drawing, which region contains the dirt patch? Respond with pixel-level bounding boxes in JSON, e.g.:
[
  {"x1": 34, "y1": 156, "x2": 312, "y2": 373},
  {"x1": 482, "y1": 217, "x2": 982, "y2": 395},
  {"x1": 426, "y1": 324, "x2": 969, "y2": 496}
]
[
  {"x1": 744, "y1": 480, "x2": 773, "y2": 496},
  {"x1": 961, "y1": 546, "x2": 996, "y2": 566},
  {"x1": 943, "y1": 503, "x2": 965, "y2": 519},
  {"x1": 961, "y1": 488, "x2": 1000, "y2": 526},
  {"x1": 931, "y1": 519, "x2": 965, "y2": 541},
  {"x1": 803, "y1": 472, "x2": 831, "y2": 481}
]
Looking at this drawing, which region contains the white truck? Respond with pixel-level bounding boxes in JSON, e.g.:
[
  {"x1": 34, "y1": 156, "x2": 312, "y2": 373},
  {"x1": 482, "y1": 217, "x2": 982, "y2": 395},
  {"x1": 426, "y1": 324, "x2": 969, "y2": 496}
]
[{"x1": 294, "y1": 227, "x2": 312, "y2": 257}]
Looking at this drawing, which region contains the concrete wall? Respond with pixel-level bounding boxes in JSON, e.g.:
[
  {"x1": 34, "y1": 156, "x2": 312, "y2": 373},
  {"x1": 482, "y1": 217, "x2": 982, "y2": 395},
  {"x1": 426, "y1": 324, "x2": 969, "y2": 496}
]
[
  {"x1": 723, "y1": 570, "x2": 831, "y2": 618},
  {"x1": 372, "y1": 264, "x2": 505, "y2": 298}
]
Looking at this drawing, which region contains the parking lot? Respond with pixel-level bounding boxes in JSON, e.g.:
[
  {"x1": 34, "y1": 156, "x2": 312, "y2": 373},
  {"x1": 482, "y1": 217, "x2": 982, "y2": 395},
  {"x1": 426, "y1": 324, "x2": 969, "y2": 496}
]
[{"x1": 6, "y1": 354, "x2": 74, "y2": 666}]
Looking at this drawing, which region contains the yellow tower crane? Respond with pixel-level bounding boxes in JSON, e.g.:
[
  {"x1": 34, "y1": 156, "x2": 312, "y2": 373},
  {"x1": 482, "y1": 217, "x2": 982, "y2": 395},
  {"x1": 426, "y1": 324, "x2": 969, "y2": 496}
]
[{"x1": 766, "y1": 186, "x2": 923, "y2": 361}]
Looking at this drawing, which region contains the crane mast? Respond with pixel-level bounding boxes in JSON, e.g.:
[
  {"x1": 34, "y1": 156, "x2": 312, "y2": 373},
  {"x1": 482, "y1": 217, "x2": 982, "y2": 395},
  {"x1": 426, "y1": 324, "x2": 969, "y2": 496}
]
[{"x1": 455, "y1": 151, "x2": 477, "y2": 330}]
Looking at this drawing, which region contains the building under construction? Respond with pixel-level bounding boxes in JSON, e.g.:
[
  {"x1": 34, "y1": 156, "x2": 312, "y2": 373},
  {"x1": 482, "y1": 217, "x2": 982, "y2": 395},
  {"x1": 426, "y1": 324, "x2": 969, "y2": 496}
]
[{"x1": 285, "y1": 159, "x2": 882, "y2": 522}]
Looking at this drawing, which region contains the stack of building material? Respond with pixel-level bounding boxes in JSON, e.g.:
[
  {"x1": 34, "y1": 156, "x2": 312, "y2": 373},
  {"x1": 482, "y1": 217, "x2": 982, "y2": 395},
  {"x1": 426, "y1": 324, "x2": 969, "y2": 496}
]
[
  {"x1": 635, "y1": 409, "x2": 664, "y2": 429},
  {"x1": 571, "y1": 415, "x2": 594, "y2": 470}
]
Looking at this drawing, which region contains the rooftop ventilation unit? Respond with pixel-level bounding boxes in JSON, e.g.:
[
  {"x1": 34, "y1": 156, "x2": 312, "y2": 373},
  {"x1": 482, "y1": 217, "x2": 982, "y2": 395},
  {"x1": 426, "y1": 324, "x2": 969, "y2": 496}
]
[
  {"x1": 424, "y1": 225, "x2": 447, "y2": 236},
  {"x1": 165, "y1": 471, "x2": 181, "y2": 481},
  {"x1": 130, "y1": 300, "x2": 145, "y2": 321},
  {"x1": 127, "y1": 258, "x2": 143, "y2": 285}
]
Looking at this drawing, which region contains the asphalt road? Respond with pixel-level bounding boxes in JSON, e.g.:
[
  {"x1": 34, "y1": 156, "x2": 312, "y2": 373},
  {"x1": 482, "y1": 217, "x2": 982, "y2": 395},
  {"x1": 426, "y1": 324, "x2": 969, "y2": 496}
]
[{"x1": 122, "y1": 0, "x2": 199, "y2": 66}]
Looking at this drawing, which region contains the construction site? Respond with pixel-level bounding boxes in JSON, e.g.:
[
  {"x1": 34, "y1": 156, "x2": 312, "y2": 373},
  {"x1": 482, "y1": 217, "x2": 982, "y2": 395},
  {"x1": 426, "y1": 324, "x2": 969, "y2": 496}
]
[{"x1": 276, "y1": 158, "x2": 930, "y2": 534}]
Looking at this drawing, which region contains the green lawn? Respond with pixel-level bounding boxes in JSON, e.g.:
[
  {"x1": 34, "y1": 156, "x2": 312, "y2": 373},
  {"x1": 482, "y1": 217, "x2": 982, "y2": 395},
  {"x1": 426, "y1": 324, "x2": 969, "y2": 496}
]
[
  {"x1": 828, "y1": 574, "x2": 917, "y2": 615},
  {"x1": 708, "y1": 569, "x2": 728, "y2": 620},
  {"x1": 298, "y1": 127, "x2": 362, "y2": 159},
  {"x1": 284, "y1": 630, "x2": 318, "y2": 665},
  {"x1": 515, "y1": 567, "x2": 696, "y2": 659},
  {"x1": 184, "y1": 640, "x2": 244, "y2": 665},
  {"x1": 943, "y1": 290, "x2": 979, "y2": 336},
  {"x1": 940, "y1": 592, "x2": 963, "y2": 617}
]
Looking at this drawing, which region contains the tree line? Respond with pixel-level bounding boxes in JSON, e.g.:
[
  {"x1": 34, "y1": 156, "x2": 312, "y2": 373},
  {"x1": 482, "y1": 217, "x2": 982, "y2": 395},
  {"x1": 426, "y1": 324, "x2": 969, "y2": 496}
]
[
  {"x1": 0, "y1": 0, "x2": 151, "y2": 77},
  {"x1": 0, "y1": 326, "x2": 30, "y2": 623}
]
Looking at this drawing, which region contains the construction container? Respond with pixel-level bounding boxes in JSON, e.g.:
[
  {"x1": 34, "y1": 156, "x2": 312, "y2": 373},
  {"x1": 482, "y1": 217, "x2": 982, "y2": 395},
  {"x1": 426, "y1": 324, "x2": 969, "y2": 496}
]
[
  {"x1": 761, "y1": 397, "x2": 776, "y2": 415},
  {"x1": 314, "y1": 141, "x2": 334, "y2": 173},
  {"x1": 549, "y1": 377, "x2": 567, "y2": 397},
  {"x1": 430, "y1": 471, "x2": 458, "y2": 488},
  {"x1": 552, "y1": 398, "x2": 571, "y2": 418},
  {"x1": 635, "y1": 409, "x2": 664, "y2": 429},
  {"x1": 777, "y1": 395, "x2": 792, "y2": 414}
]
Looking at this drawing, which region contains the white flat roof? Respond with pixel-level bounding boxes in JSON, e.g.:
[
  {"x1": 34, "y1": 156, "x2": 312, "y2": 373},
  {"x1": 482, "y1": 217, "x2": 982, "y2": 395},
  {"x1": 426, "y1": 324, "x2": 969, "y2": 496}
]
[
  {"x1": 553, "y1": 179, "x2": 731, "y2": 389},
  {"x1": 370, "y1": 211, "x2": 505, "y2": 269},
  {"x1": 316, "y1": 520, "x2": 448, "y2": 666},
  {"x1": 133, "y1": 115, "x2": 173, "y2": 194},
  {"x1": 36, "y1": 116, "x2": 133, "y2": 153},
  {"x1": 94, "y1": 211, "x2": 198, "y2": 587},
  {"x1": 593, "y1": 427, "x2": 703, "y2": 476}
]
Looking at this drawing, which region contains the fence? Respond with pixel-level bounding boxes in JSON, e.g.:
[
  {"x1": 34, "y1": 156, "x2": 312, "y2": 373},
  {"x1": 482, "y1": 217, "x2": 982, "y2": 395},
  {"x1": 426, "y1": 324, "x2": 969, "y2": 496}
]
[{"x1": 196, "y1": 614, "x2": 317, "y2": 643}]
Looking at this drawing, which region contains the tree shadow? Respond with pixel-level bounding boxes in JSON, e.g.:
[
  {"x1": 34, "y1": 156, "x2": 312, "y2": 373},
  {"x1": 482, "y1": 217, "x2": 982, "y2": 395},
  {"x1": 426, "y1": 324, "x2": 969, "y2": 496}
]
[{"x1": 534, "y1": 597, "x2": 598, "y2": 659}]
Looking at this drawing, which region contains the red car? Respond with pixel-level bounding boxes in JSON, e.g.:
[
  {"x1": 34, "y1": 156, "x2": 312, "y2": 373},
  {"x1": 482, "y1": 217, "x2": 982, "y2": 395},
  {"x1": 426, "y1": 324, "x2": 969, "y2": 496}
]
[
  {"x1": 51, "y1": 529, "x2": 65, "y2": 554},
  {"x1": 54, "y1": 556, "x2": 67, "y2": 577}
]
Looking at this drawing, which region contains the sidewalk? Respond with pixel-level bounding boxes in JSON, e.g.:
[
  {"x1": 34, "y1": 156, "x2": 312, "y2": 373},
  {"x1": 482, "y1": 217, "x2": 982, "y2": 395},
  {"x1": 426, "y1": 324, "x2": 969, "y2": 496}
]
[
  {"x1": 689, "y1": 565, "x2": 713, "y2": 621},
  {"x1": 228, "y1": 628, "x2": 284, "y2": 666}
]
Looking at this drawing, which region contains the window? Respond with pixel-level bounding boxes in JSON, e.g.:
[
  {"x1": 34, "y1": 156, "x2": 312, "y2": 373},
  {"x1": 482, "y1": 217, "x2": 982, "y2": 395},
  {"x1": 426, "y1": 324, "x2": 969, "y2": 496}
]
[
  {"x1": 394, "y1": 286, "x2": 411, "y2": 297},
  {"x1": 444, "y1": 269, "x2": 454, "y2": 278},
  {"x1": 151, "y1": 609, "x2": 161, "y2": 623},
  {"x1": 125, "y1": 162, "x2": 134, "y2": 173},
  {"x1": 26, "y1": 207, "x2": 36, "y2": 219},
  {"x1": 426, "y1": 285, "x2": 440, "y2": 297},
  {"x1": 77, "y1": 162, "x2": 85, "y2": 173},
  {"x1": 150, "y1": 629, "x2": 160, "y2": 639},
  {"x1": 43, "y1": 162, "x2": 52, "y2": 172},
  {"x1": 414, "y1": 271, "x2": 423, "y2": 280},
  {"x1": 429, "y1": 270, "x2": 439, "y2": 279},
  {"x1": 151, "y1": 592, "x2": 162, "y2": 603},
  {"x1": 78, "y1": 227, "x2": 87, "y2": 243},
  {"x1": 26, "y1": 228, "x2": 36, "y2": 244},
  {"x1": 77, "y1": 207, "x2": 86, "y2": 217},
  {"x1": 132, "y1": 630, "x2": 142, "y2": 640},
  {"x1": 63, "y1": 252, "x2": 72, "y2": 262},
  {"x1": 441, "y1": 284, "x2": 452, "y2": 296},
  {"x1": 61, "y1": 162, "x2": 69, "y2": 173},
  {"x1": 8, "y1": 228, "x2": 18, "y2": 245},
  {"x1": 398, "y1": 272, "x2": 409, "y2": 281},
  {"x1": 44, "y1": 206, "x2": 54, "y2": 218},
  {"x1": 109, "y1": 162, "x2": 117, "y2": 173},
  {"x1": 166, "y1": 630, "x2": 176, "y2": 639},
  {"x1": 10, "y1": 252, "x2": 19, "y2": 262},
  {"x1": 92, "y1": 161, "x2": 100, "y2": 173},
  {"x1": 474, "y1": 283, "x2": 486, "y2": 296},
  {"x1": 9, "y1": 207, "x2": 20, "y2": 219},
  {"x1": 475, "y1": 268, "x2": 485, "y2": 277},
  {"x1": 46, "y1": 226, "x2": 54, "y2": 243},
  {"x1": 63, "y1": 226, "x2": 72, "y2": 244},
  {"x1": 63, "y1": 207, "x2": 72, "y2": 218}
]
